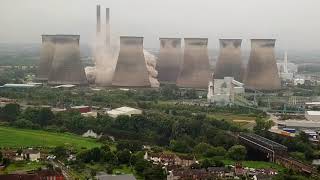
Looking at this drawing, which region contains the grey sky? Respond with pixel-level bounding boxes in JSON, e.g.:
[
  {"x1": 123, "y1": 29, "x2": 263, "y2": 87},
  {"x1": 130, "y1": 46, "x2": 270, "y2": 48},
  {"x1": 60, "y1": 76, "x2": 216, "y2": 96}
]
[{"x1": 0, "y1": 0, "x2": 319, "y2": 50}]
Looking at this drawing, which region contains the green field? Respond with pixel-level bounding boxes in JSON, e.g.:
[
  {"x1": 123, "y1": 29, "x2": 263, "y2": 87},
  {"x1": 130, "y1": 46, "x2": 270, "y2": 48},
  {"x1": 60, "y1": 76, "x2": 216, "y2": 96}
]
[
  {"x1": 0, "y1": 126, "x2": 101, "y2": 149},
  {"x1": 222, "y1": 159, "x2": 284, "y2": 171},
  {"x1": 1, "y1": 161, "x2": 45, "y2": 174}
]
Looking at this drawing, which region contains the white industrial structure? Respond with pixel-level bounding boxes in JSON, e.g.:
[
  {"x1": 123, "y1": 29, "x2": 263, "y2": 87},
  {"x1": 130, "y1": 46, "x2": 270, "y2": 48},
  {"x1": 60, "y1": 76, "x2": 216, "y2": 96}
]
[
  {"x1": 107, "y1": 106, "x2": 142, "y2": 118},
  {"x1": 207, "y1": 77, "x2": 244, "y2": 105},
  {"x1": 294, "y1": 78, "x2": 305, "y2": 86},
  {"x1": 305, "y1": 111, "x2": 320, "y2": 121},
  {"x1": 277, "y1": 51, "x2": 298, "y2": 82},
  {"x1": 280, "y1": 111, "x2": 320, "y2": 131},
  {"x1": 279, "y1": 52, "x2": 294, "y2": 81}
]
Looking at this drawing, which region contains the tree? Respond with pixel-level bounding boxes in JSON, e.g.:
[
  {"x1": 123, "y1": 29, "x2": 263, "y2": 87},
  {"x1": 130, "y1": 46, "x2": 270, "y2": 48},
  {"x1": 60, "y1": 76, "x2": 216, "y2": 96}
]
[
  {"x1": 12, "y1": 119, "x2": 34, "y2": 128},
  {"x1": 116, "y1": 149, "x2": 131, "y2": 164},
  {"x1": 104, "y1": 151, "x2": 118, "y2": 165},
  {"x1": 227, "y1": 145, "x2": 247, "y2": 161},
  {"x1": 105, "y1": 164, "x2": 113, "y2": 174},
  {"x1": 169, "y1": 140, "x2": 191, "y2": 153},
  {"x1": 116, "y1": 141, "x2": 143, "y2": 152},
  {"x1": 205, "y1": 146, "x2": 227, "y2": 157},
  {"x1": 213, "y1": 159, "x2": 224, "y2": 167},
  {"x1": 298, "y1": 131, "x2": 309, "y2": 143},
  {"x1": 52, "y1": 146, "x2": 68, "y2": 158},
  {"x1": 0, "y1": 151, "x2": 3, "y2": 162},
  {"x1": 143, "y1": 165, "x2": 166, "y2": 180},
  {"x1": 134, "y1": 159, "x2": 150, "y2": 174},
  {"x1": 1, "y1": 103, "x2": 20, "y2": 121},
  {"x1": 37, "y1": 108, "x2": 54, "y2": 127},
  {"x1": 193, "y1": 142, "x2": 211, "y2": 155},
  {"x1": 200, "y1": 159, "x2": 213, "y2": 169},
  {"x1": 2, "y1": 158, "x2": 10, "y2": 166},
  {"x1": 253, "y1": 118, "x2": 272, "y2": 134}
]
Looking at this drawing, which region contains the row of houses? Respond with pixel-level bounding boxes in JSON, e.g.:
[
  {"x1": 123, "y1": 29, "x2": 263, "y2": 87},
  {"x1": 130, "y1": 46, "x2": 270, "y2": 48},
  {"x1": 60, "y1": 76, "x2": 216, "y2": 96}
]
[
  {"x1": 144, "y1": 151, "x2": 277, "y2": 180},
  {"x1": 167, "y1": 166, "x2": 277, "y2": 180}
]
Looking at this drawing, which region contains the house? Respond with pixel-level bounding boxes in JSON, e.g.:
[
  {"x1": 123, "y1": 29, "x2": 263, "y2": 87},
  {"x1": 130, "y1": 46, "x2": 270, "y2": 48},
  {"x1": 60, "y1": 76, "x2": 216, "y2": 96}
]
[
  {"x1": 95, "y1": 174, "x2": 136, "y2": 180},
  {"x1": 167, "y1": 168, "x2": 210, "y2": 180},
  {"x1": 145, "y1": 152, "x2": 197, "y2": 167},
  {"x1": 22, "y1": 149, "x2": 41, "y2": 162},
  {"x1": 82, "y1": 129, "x2": 102, "y2": 139},
  {"x1": 106, "y1": 106, "x2": 142, "y2": 118}
]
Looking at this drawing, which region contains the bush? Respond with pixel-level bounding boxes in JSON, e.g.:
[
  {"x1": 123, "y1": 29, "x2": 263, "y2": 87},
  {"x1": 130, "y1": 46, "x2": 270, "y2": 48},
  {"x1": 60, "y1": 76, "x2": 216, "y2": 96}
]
[
  {"x1": 227, "y1": 145, "x2": 247, "y2": 161},
  {"x1": 193, "y1": 143, "x2": 212, "y2": 155},
  {"x1": 205, "y1": 146, "x2": 227, "y2": 157},
  {"x1": 12, "y1": 119, "x2": 34, "y2": 128}
]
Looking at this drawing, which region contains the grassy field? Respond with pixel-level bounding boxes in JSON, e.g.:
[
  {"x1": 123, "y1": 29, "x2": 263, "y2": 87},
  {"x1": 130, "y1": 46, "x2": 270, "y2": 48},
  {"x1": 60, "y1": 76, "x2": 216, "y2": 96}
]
[
  {"x1": 0, "y1": 126, "x2": 101, "y2": 150},
  {"x1": 222, "y1": 159, "x2": 284, "y2": 171},
  {"x1": 1, "y1": 161, "x2": 45, "y2": 174}
]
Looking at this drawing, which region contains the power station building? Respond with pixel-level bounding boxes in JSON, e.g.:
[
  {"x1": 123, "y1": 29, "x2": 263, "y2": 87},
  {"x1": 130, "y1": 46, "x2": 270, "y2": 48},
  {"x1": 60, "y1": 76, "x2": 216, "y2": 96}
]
[
  {"x1": 36, "y1": 35, "x2": 56, "y2": 81},
  {"x1": 157, "y1": 38, "x2": 182, "y2": 83},
  {"x1": 48, "y1": 35, "x2": 88, "y2": 85},
  {"x1": 176, "y1": 38, "x2": 211, "y2": 89},
  {"x1": 112, "y1": 36, "x2": 151, "y2": 87},
  {"x1": 215, "y1": 39, "x2": 243, "y2": 81},
  {"x1": 244, "y1": 39, "x2": 281, "y2": 90}
]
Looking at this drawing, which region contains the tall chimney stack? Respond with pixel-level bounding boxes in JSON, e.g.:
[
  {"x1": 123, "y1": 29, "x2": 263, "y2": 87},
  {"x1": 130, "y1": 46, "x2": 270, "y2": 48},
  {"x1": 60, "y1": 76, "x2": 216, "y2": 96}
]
[
  {"x1": 106, "y1": 8, "x2": 110, "y2": 47},
  {"x1": 96, "y1": 5, "x2": 101, "y2": 34}
]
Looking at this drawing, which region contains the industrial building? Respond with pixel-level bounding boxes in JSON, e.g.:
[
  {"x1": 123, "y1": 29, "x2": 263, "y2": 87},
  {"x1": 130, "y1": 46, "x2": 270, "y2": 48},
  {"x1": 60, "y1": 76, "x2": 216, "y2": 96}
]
[
  {"x1": 215, "y1": 39, "x2": 243, "y2": 81},
  {"x1": 157, "y1": 38, "x2": 182, "y2": 83},
  {"x1": 278, "y1": 52, "x2": 294, "y2": 81},
  {"x1": 36, "y1": 35, "x2": 56, "y2": 81},
  {"x1": 48, "y1": 35, "x2": 88, "y2": 85},
  {"x1": 0, "y1": 83, "x2": 41, "y2": 88},
  {"x1": 305, "y1": 111, "x2": 320, "y2": 121},
  {"x1": 276, "y1": 111, "x2": 320, "y2": 131},
  {"x1": 106, "y1": 106, "x2": 142, "y2": 118},
  {"x1": 207, "y1": 77, "x2": 244, "y2": 105},
  {"x1": 280, "y1": 120, "x2": 320, "y2": 130},
  {"x1": 112, "y1": 36, "x2": 151, "y2": 87},
  {"x1": 71, "y1": 105, "x2": 91, "y2": 113},
  {"x1": 177, "y1": 38, "x2": 211, "y2": 89},
  {"x1": 244, "y1": 39, "x2": 281, "y2": 90}
]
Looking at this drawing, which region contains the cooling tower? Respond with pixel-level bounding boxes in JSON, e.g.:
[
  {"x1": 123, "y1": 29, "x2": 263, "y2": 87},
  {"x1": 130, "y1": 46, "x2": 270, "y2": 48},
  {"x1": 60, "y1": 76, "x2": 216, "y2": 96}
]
[
  {"x1": 215, "y1": 39, "x2": 243, "y2": 81},
  {"x1": 48, "y1": 35, "x2": 88, "y2": 85},
  {"x1": 244, "y1": 39, "x2": 281, "y2": 90},
  {"x1": 112, "y1": 36, "x2": 150, "y2": 87},
  {"x1": 157, "y1": 38, "x2": 182, "y2": 83},
  {"x1": 36, "y1": 35, "x2": 56, "y2": 81},
  {"x1": 176, "y1": 38, "x2": 211, "y2": 89}
]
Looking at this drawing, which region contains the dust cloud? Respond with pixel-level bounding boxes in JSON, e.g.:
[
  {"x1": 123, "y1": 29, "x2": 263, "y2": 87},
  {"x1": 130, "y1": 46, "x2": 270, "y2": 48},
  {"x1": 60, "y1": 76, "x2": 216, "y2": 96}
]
[{"x1": 85, "y1": 24, "x2": 159, "y2": 87}]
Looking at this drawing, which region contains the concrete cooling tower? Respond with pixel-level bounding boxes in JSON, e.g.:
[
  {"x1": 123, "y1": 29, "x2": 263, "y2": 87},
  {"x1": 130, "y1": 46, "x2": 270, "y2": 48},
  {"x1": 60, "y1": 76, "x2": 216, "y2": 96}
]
[
  {"x1": 36, "y1": 35, "x2": 56, "y2": 81},
  {"x1": 215, "y1": 39, "x2": 243, "y2": 81},
  {"x1": 244, "y1": 39, "x2": 281, "y2": 90},
  {"x1": 48, "y1": 35, "x2": 88, "y2": 85},
  {"x1": 112, "y1": 36, "x2": 151, "y2": 87},
  {"x1": 157, "y1": 38, "x2": 182, "y2": 83},
  {"x1": 176, "y1": 38, "x2": 211, "y2": 89}
]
